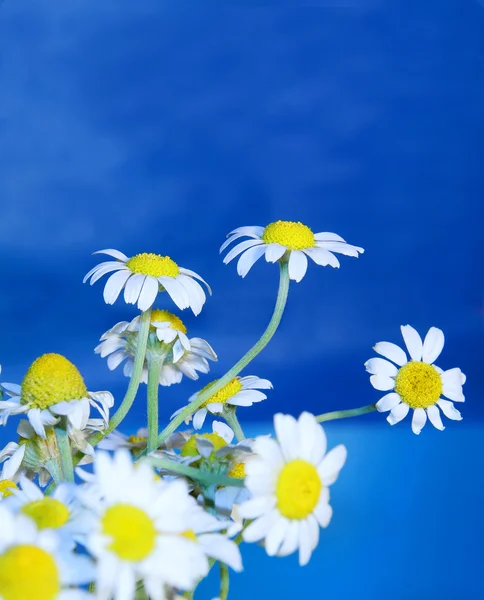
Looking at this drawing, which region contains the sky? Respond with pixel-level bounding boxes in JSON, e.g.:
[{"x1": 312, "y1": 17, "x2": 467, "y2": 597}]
[{"x1": 1, "y1": 1, "x2": 483, "y2": 597}]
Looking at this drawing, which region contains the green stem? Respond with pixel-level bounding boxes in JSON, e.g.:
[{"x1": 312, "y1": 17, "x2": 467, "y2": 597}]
[
  {"x1": 55, "y1": 420, "x2": 74, "y2": 482},
  {"x1": 147, "y1": 354, "x2": 164, "y2": 453},
  {"x1": 315, "y1": 403, "x2": 377, "y2": 423},
  {"x1": 45, "y1": 461, "x2": 62, "y2": 487},
  {"x1": 219, "y1": 562, "x2": 230, "y2": 600},
  {"x1": 89, "y1": 308, "x2": 152, "y2": 447},
  {"x1": 146, "y1": 457, "x2": 245, "y2": 488},
  {"x1": 223, "y1": 408, "x2": 245, "y2": 441},
  {"x1": 156, "y1": 261, "x2": 290, "y2": 447}
]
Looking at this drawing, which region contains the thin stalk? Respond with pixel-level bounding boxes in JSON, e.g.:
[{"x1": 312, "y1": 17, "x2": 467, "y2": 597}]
[
  {"x1": 156, "y1": 262, "x2": 290, "y2": 447},
  {"x1": 55, "y1": 419, "x2": 74, "y2": 482},
  {"x1": 315, "y1": 403, "x2": 377, "y2": 423},
  {"x1": 223, "y1": 408, "x2": 245, "y2": 441},
  {"x1": 146, "y1": 457, "x2": 245, "y2": 488},
  {"x1": 89, "y1": 308, "x2": 152, "y2": 447},
  {"x1": 219, "y1": 563, "x2": 230, "y2": 600},
  {"x1": 147, "y1": 354, "x2": 164, "y2": 452}
]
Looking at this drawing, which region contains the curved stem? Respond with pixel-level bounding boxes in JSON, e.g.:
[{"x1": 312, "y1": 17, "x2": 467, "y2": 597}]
[
  {"x1": 147, "y1": 354, "x2": 164, "y2": 452},
  {"x1": 315, "y1": 403, "x2": 377, "y2": 423},
  {"x1": 89, "y1": 308, "x2": 152, "y2": 447},
  {"x1": 156, "y1": 261, "x2": 290, "y2": 447},
  {"x1": 147, "y1": 457, "x2": 245, "y2": 488},
  {"x1": 219, "y1": 563, "x2": 230, "y2": 600},
  {"x1": 223, "y1": 408, "x2": 245, "y2": 441}
]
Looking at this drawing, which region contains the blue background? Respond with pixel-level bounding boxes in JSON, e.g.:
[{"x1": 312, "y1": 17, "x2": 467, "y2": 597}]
[{"x1": 1, "y1": 1, "x2": 483, "y2": 598}]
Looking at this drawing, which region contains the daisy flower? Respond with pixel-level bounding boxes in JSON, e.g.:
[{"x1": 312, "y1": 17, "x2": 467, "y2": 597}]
[
  {"x1": 5, "y1": 476, "x2": 89, "y2": 539},
  {"x1": 0, "y1": 353, "x2": 113, "y2": 439},
  {"x1": 179, "y1": 421, "x2": 248, "y2": 464},
  {"x1": 83, "y1": 249, "x2": 211, "y2": 315},
  {"x1": 365, "y1": 325, "x2": 466, "y2": 435},
  {"x1": 96, "y1": 310, "x2": 217, "y2": 387},
  {"x1": 98, "y1": 427, "x2": 190, "y2": 454},
  {"x1": 173, "y1": 375, "x2": 272, "y2": 430},
  {"x1": 0, "y1": 504, "x2": 94, "y2": 600},
  {"x1": 239, "y1": 412, "x2": 347, "y2": 566},
  {"x1": 220, "y1": 221, "x2": 364, "y2": 282},
  {"x1": 77, "y1": 450, "x2": 225, "y2": 600}
]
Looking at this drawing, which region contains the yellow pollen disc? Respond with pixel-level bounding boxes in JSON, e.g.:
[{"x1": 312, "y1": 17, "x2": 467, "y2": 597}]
[
  {"x1": 228, "y1": 462, "x2": 246, "y2": 479},
  {"x1": 276, "y1": 460, "x2": 322, "y2": 520},
  {"x1": 262, "y1": 220, "x2": 315, "y2": 251},
  {"x1": 21, "y1": 498, "x2": 70, "y2": 530},
  {"x1": 395, "y1": 361, "x2": 443, "y2": 409},
  {"x1": 181, "y1": 433, "x2": 227, "y2": 457},
  {"x1": 127, "y1": 435, "x2": 148, "y2": 445},
  {"x1": 181, "y1": 530, "x2": 198, "y2": 542},
  {"x1": 0, "y1": 480, "x2": 18, "y2": 498},
  {"x1": 0, "y1": 545, "x2": 60, "y2": 600},
  {"x1": 199, "y1": 378, "x2": 243, "y2": 408},
  {"x1": 151, "y1": 309, "x2": 187, "y2": 334},
  {"x1": 102, "y1": 504, "x2": 156, "y2": 561},
  {"x1": 126, "y1": 253, "x2": 180, "y2": 278},
  {"x1": 21, "y1": 354, "x2": 88, "y2": 409}
]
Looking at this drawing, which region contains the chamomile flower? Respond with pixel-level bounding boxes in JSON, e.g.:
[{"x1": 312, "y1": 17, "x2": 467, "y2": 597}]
[
  {"x1": 83, "y1": 249, "x2": 211, "y2": 315},
  {"x1": 365, "y1": 325, "x2": 466, "y2": 435},
  {"x1": 77, "y1": 450, "x2": 220, "y2": 600},
  {"x1": 5, "y1": 476, "x2": 89, "y2": 539},
  {"x1": 0, "y1": 505, "x2": 94, "y2": 600},
  {"x1": 220, "y1": 221, "x2": 364, "y2": 282},
  {"x1": 98, "y1": 427, "x2": 189, "y2": 454},
  {"x1": 173, "y1": 375, "x2": 272, "y2": 430},
  {"x1": 239, "y1": 412, "x2": 347, "y2": 566},
  {"x1": 96, "y1": 310, "x2": 217, "y2": 387},
  {"x1": 0, "y1": 353, "x2": 113, "y2": 439},
  {"x1": 179, "y1": 421, "x2": 244, "y2": 463}
]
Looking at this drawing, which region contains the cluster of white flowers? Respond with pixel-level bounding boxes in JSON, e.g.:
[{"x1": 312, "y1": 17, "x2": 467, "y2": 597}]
[{"x1": 0, "y1": 220, "x2": 465, "y2": 600}]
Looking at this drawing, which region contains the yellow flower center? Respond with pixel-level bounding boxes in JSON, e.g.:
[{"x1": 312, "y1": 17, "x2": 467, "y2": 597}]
[
  {"x1": 126, "y1": 253, "x2": 180, "y2": 278},
  {"x1": 262, "y1": 220, "x2": 315, "y2": 251},
  {"x1": 181, "y1": 530, "x2": 198, "y2": 542},
  {"x1": 21, "y1": 498, "x2": 70, "y2": 530},
  {"x1": 102, "y1": 504, "x2": 156, "y2": 562},
  {"x1": 199, "y1": 378, "x2": 243, "y2": 408},
  {"x1": 181, "y1": 433, "x2": 227, "y2": 457},
  {"x1": 151, "y1": 309, "x2": 187, "y2": 334},
  {"x1": 0, "y1": 480, "x2": 18, "y2": 498},
  {"x1": 21, "y1": 354, "x2": 88, "y2": 409},
  {"x1": 228, "y1": 462, "x2": 246, "y2": 479},
  {"x1": 127, "y1": 435, "x2": 148, "y2": 445},
  {"x1": 0, "y1": 545, "x2": 60, "y2": 600},
  {"x1": 395, "y1": 361, "x2": 442, "y2": 409},
  {"x1": 276, "y1": 460, "x2": 322, "y2": 520}
]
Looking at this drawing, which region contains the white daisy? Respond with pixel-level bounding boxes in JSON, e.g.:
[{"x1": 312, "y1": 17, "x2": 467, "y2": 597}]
[
  {"x1": 220, "y1": 221, "x2": 364, "y2": 282},
  {"x1": 5, "y1": 476, "x2": 89, "y2": 540},
  {"x1": 0, "y1": 504, "x2": 94, "y2": 600},
  {"x1": 83, "y1": 249, "x2": 211, "y2": 315},
  {"x1": 98, "y1": 427, "x2": 190, "y2": 454},
  {"x1": 173, "y1": 375, "x2": 272, "y2": 430},
  {"x1": 365, "y1": 325, "x2": 466, "y2": 435},
  {"x1": 77, "y1": 450, "x2": 224, "y2": 600},
  {"x1": 96, "y1": 310, "x2": 217, "y2": 388},
  {"x1": 0, "y1": 353, "x2": 113, "y2": 439},
  {"x1": 239, "y1": 412, "x2": 347, "y2": 566},
  {"x1": 179, "y1": 421, "x2": 245, "y2": 463}
]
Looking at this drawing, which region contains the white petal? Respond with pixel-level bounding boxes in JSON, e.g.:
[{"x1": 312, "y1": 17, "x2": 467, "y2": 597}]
[
  {"x1": 265, "y1": 518, "x2": 289, "y2": 556},
  {"x1": 227, "y1": 225, "x2": 264, "y2": 238},
  {"x1": 314, "y1": 501, "x2": 333, "y2": 528},
  {"x1": 373, "y1": 341, "x2": 408, "y2": 366},
  {"x1": 265, "y1": 243, "x2": 287, "y2": 263},
  {"x1": 223, "y1": 239, "x2": 264, "y2": 264},
  {"x1": 411, "y1": 407, "x2": 427, "y2": 435},
  {"x1": 375, "y1": 393, "x2": 401, "y2": 413},
  {"x1": 137, "y1": 276, "x2": 159, "y2": 311},
  {"x1": 369, "y1": 374, "x2": 395, "y2": 391},
  {"x1": 427, "y1": 405, "x2": 445, "y2": 431},
  {"x1": 364, "y1": 358, "x2": 398, "y2": 377},
  {"x1": 400, "y1": 325, "x2": 423, "y2": 362},
  {"x1": 88, "y1": 262, "x2": 126, "y2": 285},
  {"x1": 303, "y1": 247, "x2": 340, "y2": 268},
  {"x1": 422, "y1": 327, "x2": 445, "y2": 364},
  {"x1": 318, "y1": 445, "x2": 347, "y2": 486},
  {"x1": 298, "y1": 519, "x2": 313, "y2": 566},
  {"x1": 123, "y1": 273, "x2": 146, "y2": 304},
  {"x1": 103, "y1": 269, "x2": 131, "y2": 304},
  {"x1": 237, "y1": 245, "x2": 267, "y2": 277},
  {"x1": 288, "y1": 251, "x2": 308, "y2": 282},
  {"x1": 437, "y1": 399, "x2": 462, "y2": 421},
  {"x1": 315, "y1": 241, "x2": 364, "y2": 257},
  {"x1": 314, "y1": 232, "x2": 346, "y2": 242},
  {"x1": 193, "y1": 408, "x2": 207, "y2": 430},
  {"x1": 441, "y1": 368, "x2": 465, "y2": 402},
  {"x1": 28, "y1": 408, "x2": 47, "y2": 438},
  {"x1": 159, "y1": 276, "x2": 190, "y2": 311},
  {"x1": 93, "y1": 248, "x2": 129, "y2": 261},
  {"x1": 387, "y1": 402, "x2": 409, "y2": 425}
]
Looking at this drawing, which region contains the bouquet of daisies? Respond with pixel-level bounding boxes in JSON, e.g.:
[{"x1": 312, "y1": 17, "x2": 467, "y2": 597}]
[{"x1": 0, "y1": 221, "x2": 465, "y2": 600}]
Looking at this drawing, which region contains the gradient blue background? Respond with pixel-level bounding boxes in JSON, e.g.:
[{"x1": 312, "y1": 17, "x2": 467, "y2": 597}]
[{"x1": 1, "y1": 1, "x2": 483, "y2": 598}]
